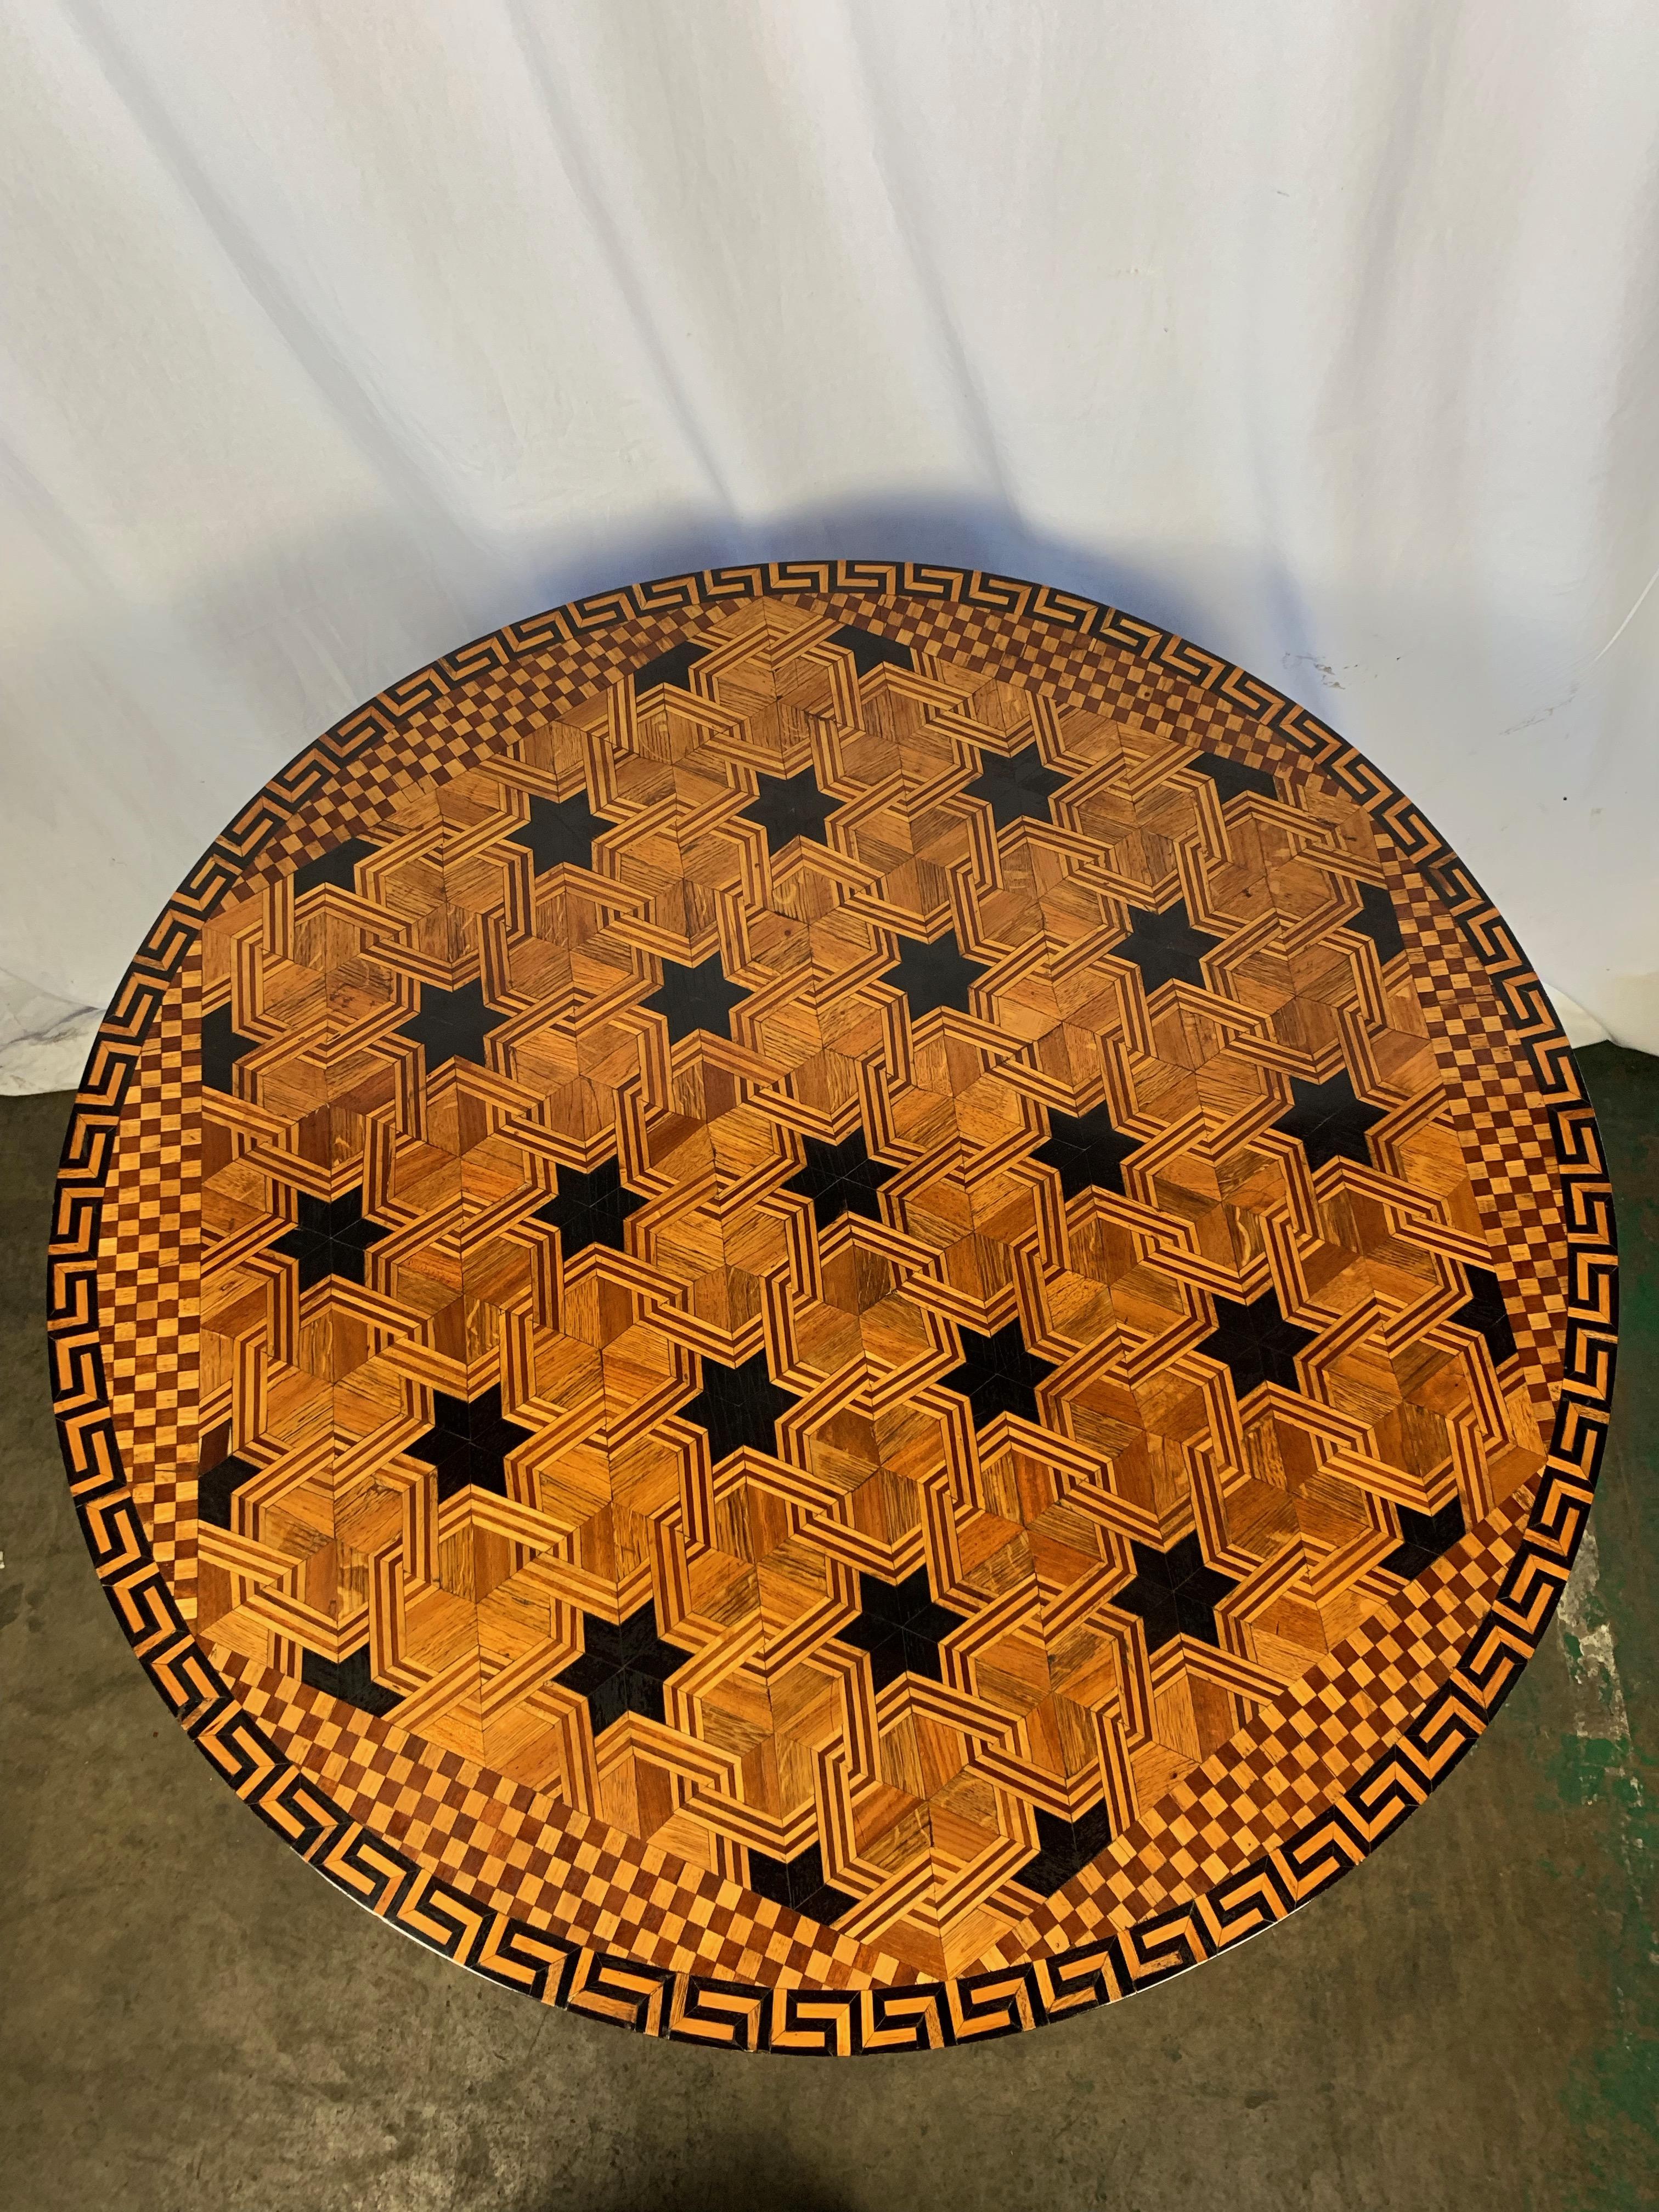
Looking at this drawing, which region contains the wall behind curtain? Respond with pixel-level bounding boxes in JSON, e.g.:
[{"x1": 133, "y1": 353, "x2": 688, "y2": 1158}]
[{"x1": 4, "y1": 0, "x2": 1657, "y2": 1089}]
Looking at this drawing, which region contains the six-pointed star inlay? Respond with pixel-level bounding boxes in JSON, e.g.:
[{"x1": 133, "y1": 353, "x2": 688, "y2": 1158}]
[
  {"x1": 965, "y1": 742, "x2": 1068, "y2": 830},
  {"x1": 1110, "y1": 1533, "x2": 1238, "y2": 1652},
  {"x1": 1110, "y1": 899, "x2": 1221, "y2": 994},
  {"x1": 1197, "y1": 1288, "x2": 1318, "y2": 1402},
  {"x1": 681, "y1": 1350, "x2": 798, "y2": 1464},
  {"x1": 302, "y1": 1644, "x2": 402, "y2": 1718},
  {"x1": 272, "y1": 1186, "x2": 389, "y2": 1292},
  {"x1": 642, "y1": 953, "x2": 747, "y2": 1046},
  {"x1": 1348, "y1": 879, "x2": 1406, "y2": 966},
  {"x1": 828, "y1": 624, "x2": 914, "y2": 679},
  {"x1": 195, "y1": 1451, "x2": 257, "y2": 1531},
  {"x1": 406, "y1": 1384, "x2": 533, "y2": 1504},
  {"x1": 534, "y1": 1158, "x2": 645, "y2": 1260},
  {"x1": 1452, "y1": 1265, "x2": 1518, "y2": 1369},
  {"x1": 509, "y1": 791, "x2": 612, "y2": 875},
  {"x1": 201, "y1": 1003, "x2": 257, "y2": 1095},
  {"x1": 396, "y1": 978, "x2": 509, "y2": 1074},
  {"x1": 740, "y1": 765, "x2": 841, "y2": 855},
  {"x1": 783, "y1": 1126, "x2": 896, "y2": 1230},
  {"x1": 837, "y1": 1566, "x2": 964, "y2": 1695},
  {"x1": 631, "y1": 639, "x2": 709, "y2": 696},
  {"x1": 1013, "y1": 1803, "x2": 1114, "y2": 1897},
  {"x1": 941, "y1": 1318, "x2": 1056, "y2": 1430},
  {"x1": 883, "y1": 930, "x2": 987, "y2": 1022},
  {"x1": 1189, "y1": 751, "x2": 1278, "y2": 805},
  {"x1": 744, "y1": 1842, "x2": 853, "y2": 1926},
  {"x1": 1032, "y1": 1101, "x2": 1141, "y2": 1200},
  {"x1": 292, "y1": 836, "x2": 379, "y2": 899},
  {"x1": 1382, "y1": 1497, "x2": 1467, "y2": 1582},
  {"x1": 1274, "y1": 1068, "x2": 1386, "y2": 1172},
  {"x1": 555, "y1": 1602, "x2": 691, "y2": 1735}
]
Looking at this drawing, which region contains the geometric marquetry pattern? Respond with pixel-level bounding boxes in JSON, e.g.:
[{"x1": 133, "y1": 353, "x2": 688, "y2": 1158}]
[{"x1": 49, "y1": 563, "x2": 1617, "y2": 2054}]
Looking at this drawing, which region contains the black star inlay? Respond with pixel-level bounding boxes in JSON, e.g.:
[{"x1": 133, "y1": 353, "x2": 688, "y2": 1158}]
[
  {"x1": 534, "y1": 1158, "x2": 644, "y2": 1260},
  {"x1": 941, "y1": 1318, "x2": 1055, "y2": 1430},
  {"x1": 1274, "y1": 1069, "x2": 1386, "y2": 1172},
  {"x1": 828, "y1": 624, "x2": 913, "y2": 680},
  {"x1": 406, "y1": 1384, "x2": 533, "y2": 1504},
  {"x1": 396, "y1": 978, "x2": 508, "y2": 1074},
  {"x1": 883, "y1": 930, "x2": 987, "y2": 1022},
  {"x1": 1111, "y1": 900, "x2": 1221, "y2": 994},
  {"x1": 966, "y1": 742, "x2": 1068, "y2": 830},
  {"x1": 272, "y1": 1186, "x2": 389, "y2": 1293},
  {"x1": 631, "y1": 639, "x2": 709, "y2": 697},
  {"x1": 555, "y1": 1602, "x2": 690, "y2": 1735},
  {"x1": 201, "y1": 1003, "x2": 257, "y2": 1095},
  {"x1": 1013, "y1": 1803, "x2": 1114, "y2": 1897},
  {"x1": 1032, "y1": 1101, "x2": 1141, "y2": 1200},
  {"x1": 740, "y1": 766, "x2": 840, "y2": 855},
  {"x1": 641, "y1": 953, "x2": 747, "y2": 1046},
  {"x1": 838, "y1": 1567, "x2": 963, "y2": 1695},
  {"x1": 1451, "y1": 1266, "x2": 1518, "y2": 1369},
  {"x1": 301, "y1": 1644, "x2": 402, "y2": 1718},
  {"x1": 1348, "y1": 880, "x2": 1405, "y2": 967},
  {"x1": 744, "y1": 1842, "x2": 853, "y2": 1926},
  {"x1": 1110, "y1": 1532, "x2": 1237, "y2": 1653},
  {"x1": 1383, "y1": 1497, "x2": 1466, "y2": 1581},
  {"x1": 682, "y1": 1350, "x2": 797, "y2": 1465},
  {"x1": 784, "y1": 1126, "x2": 896, "y2": 1230},
  {"x1": 195, "y1": 1451, "x2": 257, "y2": 1531},
  {"x1": 292, "y1": 836, "x2": 379, "y2": 900},
  {"x1": 1190, "y1": 752, "x2": 1278, "y2": 805},
  {"x1": 1198, "y1": 1288, "x2": 1317, "y2": 1402},
  {"x1": 508, "y1": 791, "x2": 612, "y2": 875}
]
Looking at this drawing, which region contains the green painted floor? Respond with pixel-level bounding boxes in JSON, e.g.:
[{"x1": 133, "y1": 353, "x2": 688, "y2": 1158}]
[{"x1": 1, "y1": 1046, "x2": 1654, "y2": 2212}]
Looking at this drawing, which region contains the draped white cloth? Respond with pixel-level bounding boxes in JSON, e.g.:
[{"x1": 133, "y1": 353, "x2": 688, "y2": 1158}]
[{"x1": 4, "y1": 0, "x2": 1656, "y2": 1090}]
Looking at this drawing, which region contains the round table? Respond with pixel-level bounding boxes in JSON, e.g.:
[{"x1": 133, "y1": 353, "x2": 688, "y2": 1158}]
[{"x1": 50, "y1": 563, "x2": 1616, "y2": 2054}]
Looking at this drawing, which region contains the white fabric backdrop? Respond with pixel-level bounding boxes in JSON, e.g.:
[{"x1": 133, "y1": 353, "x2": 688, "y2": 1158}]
[{"x1": 4, "y1": 0, "x2": 1657, "y2": 1091}]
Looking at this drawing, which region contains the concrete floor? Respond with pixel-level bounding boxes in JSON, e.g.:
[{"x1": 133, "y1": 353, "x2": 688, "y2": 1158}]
[{"x1": 2, "y1": 1048, "x2": 1654, "y2": 2212}]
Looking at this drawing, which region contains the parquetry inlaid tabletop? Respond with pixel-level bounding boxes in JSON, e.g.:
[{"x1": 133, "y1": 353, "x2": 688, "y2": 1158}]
[{"x1": 49, "y1": 565, "x2": 1617, "y2": 2055}]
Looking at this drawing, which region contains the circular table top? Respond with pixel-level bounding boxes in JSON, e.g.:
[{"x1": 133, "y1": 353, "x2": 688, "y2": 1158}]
[{"x1": 51, "y1": 563, "x2": 1617, "y2": 2055}]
